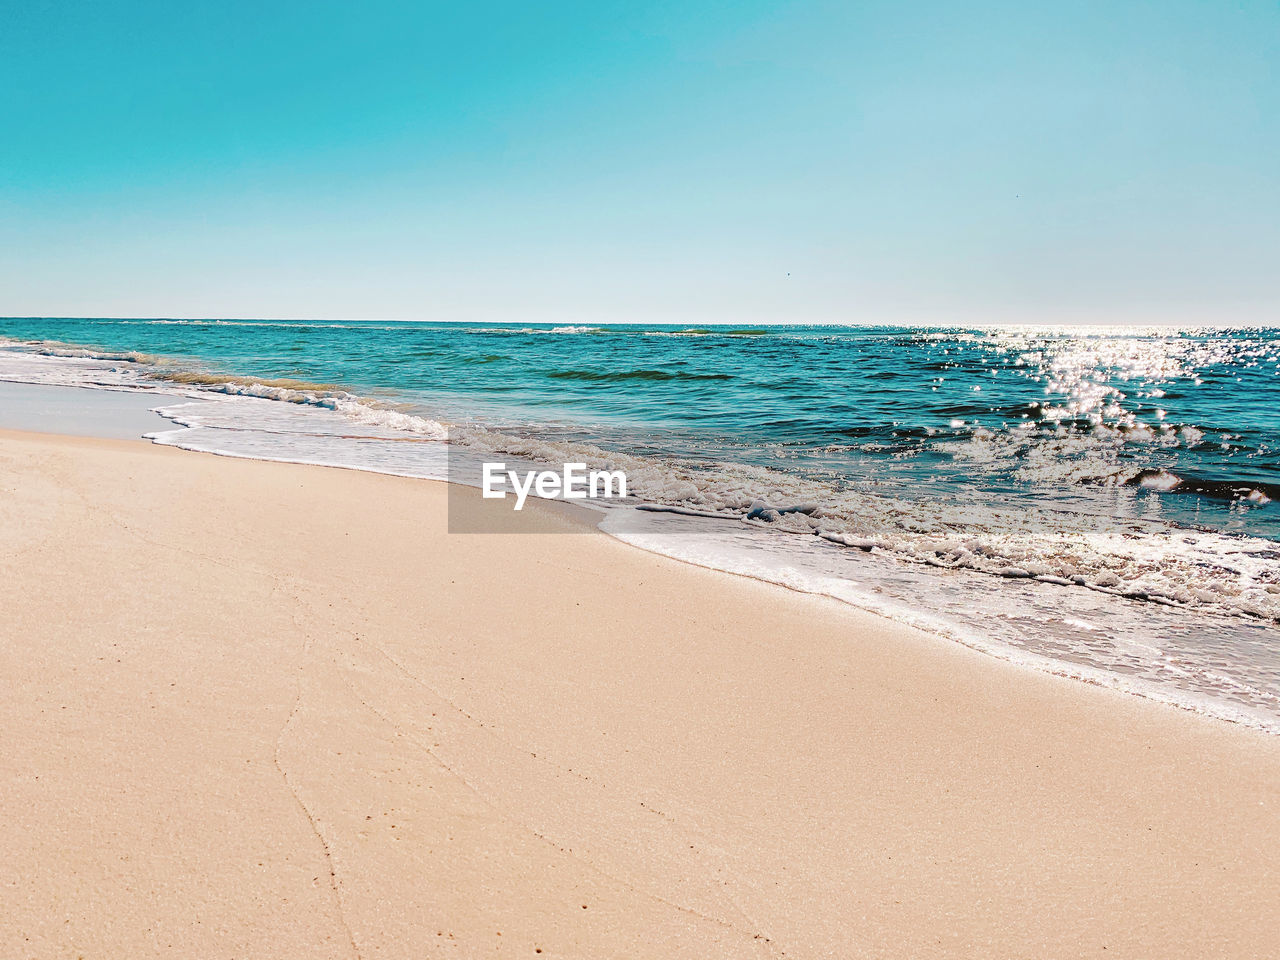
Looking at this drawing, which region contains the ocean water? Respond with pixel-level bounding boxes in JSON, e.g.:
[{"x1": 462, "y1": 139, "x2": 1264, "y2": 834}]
[{"x1": 2, "y1": 318, "x2": 1278, "y2": 730}]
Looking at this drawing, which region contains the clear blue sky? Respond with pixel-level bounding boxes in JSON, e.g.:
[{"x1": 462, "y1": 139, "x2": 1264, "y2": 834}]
[{"x1": 1, "y1": 0, "x2": 1276, "y2": 324}]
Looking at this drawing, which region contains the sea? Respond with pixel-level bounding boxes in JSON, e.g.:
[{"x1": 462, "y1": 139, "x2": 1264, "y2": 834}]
[{"x1": 2, "y1": 318, "x2": 1277, "y2": 732}]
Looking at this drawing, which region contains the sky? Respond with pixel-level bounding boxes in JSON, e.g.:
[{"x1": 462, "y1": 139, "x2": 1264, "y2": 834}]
[{"x1": 1, "y1": 0, "x2": 1277, "y2": 325}]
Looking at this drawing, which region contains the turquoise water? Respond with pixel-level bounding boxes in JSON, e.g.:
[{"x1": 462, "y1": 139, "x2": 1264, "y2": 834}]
[
  {"x1": 1, "y1": 317, "x2": 1277, "y2": 537},
  {"x1": 2, "y1": 318, "x2": 1279, "y2": 729}
]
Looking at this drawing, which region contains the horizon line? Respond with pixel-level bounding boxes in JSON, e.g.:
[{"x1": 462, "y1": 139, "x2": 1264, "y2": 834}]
[{"x1": 3, "y1": 316, "x2": 1279, "y2": 331}]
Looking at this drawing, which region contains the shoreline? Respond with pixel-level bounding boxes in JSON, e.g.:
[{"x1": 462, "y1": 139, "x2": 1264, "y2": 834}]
[
  {"x1": 2, "y1": 426, "x2": 1278, "y2": 957},
  {"x1": 3, "y1": 372, "x2": 1278, "y2": 734}
]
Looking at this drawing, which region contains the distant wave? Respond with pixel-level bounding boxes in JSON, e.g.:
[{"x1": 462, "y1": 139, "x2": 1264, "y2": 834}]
[
  {"x1": 547, "y1": 368, "x2": 734, "y2": 383},
  {"x1": 476, "y1": 325, "x2": 781, "y2": 338},
  {"x1": 491, "y1": 325, "x2": 606, "y2": 335},
  {"x1": 644, "y1": 328, "x2": 713, "y2": 337}
]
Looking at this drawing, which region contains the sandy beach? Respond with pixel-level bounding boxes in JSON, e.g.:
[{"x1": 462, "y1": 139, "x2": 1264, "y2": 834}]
[{"x1": 2, "y1": 427, "x2": 1277, "y2": 959}]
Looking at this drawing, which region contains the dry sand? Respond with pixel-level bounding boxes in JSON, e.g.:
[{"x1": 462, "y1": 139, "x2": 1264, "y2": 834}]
[{"x1": 1, "y1": 429, "x2": 1277, "y2": 959}]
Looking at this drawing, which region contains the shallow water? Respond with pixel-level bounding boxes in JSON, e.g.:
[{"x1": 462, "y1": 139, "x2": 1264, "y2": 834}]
[
  {"x1": 0, "y1": 381, "x2": 175, "y2": 439},
  {"x1": 2, "y1": 318, "x2": 1277, "y2": 730}
]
